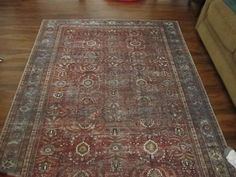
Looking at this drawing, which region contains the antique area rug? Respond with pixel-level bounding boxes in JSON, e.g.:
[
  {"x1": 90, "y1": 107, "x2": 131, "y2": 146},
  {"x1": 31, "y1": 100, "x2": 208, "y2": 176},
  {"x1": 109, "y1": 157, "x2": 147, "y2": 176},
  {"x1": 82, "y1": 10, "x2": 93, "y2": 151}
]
[{"x1": 0, "y1": 20, "x2": 235, "y2": 177}]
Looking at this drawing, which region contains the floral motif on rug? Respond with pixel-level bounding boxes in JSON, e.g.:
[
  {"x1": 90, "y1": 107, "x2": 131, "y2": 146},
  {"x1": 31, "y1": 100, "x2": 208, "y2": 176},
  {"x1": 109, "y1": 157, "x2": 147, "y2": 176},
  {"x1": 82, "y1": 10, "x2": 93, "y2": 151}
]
[{"x1": 0, "y1": 20, "x2": 235, "y2": 177}]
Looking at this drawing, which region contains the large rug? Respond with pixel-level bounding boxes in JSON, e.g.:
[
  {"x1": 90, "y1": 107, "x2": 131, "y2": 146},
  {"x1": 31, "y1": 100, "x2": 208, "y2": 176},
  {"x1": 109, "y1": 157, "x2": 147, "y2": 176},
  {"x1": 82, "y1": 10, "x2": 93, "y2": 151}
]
[{"x1": 0, "y1": 20, "x2": 235, "y2": 177}]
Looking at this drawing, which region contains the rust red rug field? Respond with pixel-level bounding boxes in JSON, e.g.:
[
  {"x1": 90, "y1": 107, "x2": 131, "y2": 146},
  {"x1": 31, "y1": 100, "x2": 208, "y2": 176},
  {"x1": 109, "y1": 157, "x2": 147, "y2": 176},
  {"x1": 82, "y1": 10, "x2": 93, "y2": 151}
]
[{"x1": 0, "y1": 20, "x2": 235, "y2": 177}]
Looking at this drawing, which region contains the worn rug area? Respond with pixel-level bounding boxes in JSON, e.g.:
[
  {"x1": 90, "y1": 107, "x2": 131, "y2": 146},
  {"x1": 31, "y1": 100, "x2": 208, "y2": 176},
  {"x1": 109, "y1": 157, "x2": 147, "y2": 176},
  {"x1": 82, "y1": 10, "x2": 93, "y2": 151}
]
[{"x1": 0, "y1": 20, "x2": 235, "y2": 177}]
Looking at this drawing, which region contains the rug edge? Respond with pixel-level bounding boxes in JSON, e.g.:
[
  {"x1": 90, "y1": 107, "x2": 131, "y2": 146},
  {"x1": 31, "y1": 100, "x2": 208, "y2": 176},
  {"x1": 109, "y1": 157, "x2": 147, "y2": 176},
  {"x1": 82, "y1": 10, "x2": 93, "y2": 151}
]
[
  {"x1": 0, "y1": 20, "x2": 46, "y2": 141},
  {"x1": 175, "y1": 21, "x2": 228, "y2": 146}
]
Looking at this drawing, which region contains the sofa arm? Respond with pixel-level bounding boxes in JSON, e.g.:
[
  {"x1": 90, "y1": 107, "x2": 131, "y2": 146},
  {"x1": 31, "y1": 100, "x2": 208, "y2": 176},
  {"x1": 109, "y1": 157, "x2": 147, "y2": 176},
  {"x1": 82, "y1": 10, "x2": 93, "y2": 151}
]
[{"x1": 196, "y1": 0, "x2": 215, "y2": 28}]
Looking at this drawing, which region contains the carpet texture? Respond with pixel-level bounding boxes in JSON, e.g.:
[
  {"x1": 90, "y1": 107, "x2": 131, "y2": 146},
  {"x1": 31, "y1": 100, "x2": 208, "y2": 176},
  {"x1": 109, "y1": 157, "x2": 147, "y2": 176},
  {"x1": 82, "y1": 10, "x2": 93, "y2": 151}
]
[{"x1": 0, "y1": 20, "x2": 235, "y2": 177}]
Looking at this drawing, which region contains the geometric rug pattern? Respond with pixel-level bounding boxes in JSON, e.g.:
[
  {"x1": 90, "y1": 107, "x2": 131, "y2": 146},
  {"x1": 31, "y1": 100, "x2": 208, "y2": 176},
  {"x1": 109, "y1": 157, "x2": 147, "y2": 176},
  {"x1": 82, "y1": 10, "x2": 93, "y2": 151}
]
[{"x1": 0, "y1": 20, "x2": 235, "y2": 177}]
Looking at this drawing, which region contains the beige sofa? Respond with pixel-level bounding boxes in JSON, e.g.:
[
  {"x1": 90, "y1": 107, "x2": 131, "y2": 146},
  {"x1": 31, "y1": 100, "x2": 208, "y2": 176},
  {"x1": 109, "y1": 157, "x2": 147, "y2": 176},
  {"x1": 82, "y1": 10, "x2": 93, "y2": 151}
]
[{"x1": 196, "y1": 0, "x2": 236, "y2": 106}]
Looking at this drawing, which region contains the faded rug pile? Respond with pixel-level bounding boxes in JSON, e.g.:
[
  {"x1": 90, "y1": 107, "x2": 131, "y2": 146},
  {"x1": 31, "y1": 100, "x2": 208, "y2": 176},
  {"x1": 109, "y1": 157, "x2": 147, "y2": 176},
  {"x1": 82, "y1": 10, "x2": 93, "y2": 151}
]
[{"x1": 0, "y1": 20, "x2": 235, "y2": 177}]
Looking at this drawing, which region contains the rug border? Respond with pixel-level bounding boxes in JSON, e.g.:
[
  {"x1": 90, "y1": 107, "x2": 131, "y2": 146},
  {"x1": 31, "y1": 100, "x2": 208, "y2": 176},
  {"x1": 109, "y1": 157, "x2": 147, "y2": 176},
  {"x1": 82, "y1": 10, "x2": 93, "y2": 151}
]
[
  {"x1": 175, "y1": 22, "x2": 227, "y2": 146},
  {"x1": 0, "y1": 20, "x2": 46, "y2": 141}
]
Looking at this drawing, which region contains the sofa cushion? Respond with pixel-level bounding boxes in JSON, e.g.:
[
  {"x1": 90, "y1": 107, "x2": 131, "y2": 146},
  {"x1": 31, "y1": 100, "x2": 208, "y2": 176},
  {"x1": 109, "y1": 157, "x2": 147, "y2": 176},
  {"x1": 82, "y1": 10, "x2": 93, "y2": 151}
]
[{"x1": 207, "y1": 0, "x2": 236, "y2": 53}]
